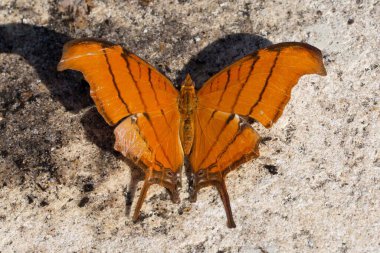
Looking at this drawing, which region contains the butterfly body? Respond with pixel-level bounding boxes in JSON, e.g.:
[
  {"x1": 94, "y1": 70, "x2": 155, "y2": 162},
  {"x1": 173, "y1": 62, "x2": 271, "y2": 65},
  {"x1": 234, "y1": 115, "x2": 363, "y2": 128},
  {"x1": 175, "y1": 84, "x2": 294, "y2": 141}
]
[
  {"x1": 178, "y1": 75, "x2": 197, "y2": 155},
  {"x1": 58, "y1": 39, "x2": 326, "y2": 228}
]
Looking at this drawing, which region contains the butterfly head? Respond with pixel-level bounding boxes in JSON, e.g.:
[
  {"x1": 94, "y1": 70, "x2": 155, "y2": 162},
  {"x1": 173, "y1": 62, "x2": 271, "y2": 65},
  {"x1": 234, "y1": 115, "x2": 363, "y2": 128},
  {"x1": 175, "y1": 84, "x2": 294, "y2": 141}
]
[
  {"x1": 178, "y1": 74, "x2": 197, "y2": 115},
  {"x1": 181, "y1": 74, "x2": 195, "y2": 88}
]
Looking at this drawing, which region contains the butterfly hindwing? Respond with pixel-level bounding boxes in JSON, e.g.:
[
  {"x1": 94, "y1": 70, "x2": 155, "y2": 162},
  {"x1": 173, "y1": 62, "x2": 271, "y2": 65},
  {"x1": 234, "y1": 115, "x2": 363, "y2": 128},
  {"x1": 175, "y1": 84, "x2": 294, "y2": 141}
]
[
  {"x1": 114, "y1": 109, "x2": 183, "y2": 220},
  {"x1": 189, "y1": 108, "x2": 260, "y2": 227},
  {"x1": 190, "y1": 109, "x2": 260, "y2": 175},
  {"x1": 114, "y1": 110, "x2": 183, "y2": 174}
]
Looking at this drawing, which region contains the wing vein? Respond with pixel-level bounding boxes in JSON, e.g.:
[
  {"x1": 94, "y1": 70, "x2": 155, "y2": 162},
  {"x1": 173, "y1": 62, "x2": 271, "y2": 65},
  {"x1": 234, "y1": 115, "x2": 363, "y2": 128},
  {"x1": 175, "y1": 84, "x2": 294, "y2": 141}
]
[
  {"x1": 231, "y1": 57, "x2": 260, "y2": 112},
  {"x1": 122, "y1": 52, "x2": 148, "y2": 112},
  {"x1": 198, "y1": 113, "x2": 235, "y2": 168},
  {"x1": 216, "y1": 70, "x2": 231, "y2": 106},
  {"x1": 247, "y1": 50, "x2": 281, "y2": 116},
  {"x1": 102, "y1": 46, "x2": 131, "y2": 114}
]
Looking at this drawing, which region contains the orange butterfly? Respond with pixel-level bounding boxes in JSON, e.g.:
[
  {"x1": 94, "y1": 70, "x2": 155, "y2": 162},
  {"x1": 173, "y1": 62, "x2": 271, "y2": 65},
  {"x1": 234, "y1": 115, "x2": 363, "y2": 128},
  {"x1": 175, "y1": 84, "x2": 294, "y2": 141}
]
[{"x1": 58, "y1": 39, "x2": 326, "y2": 228}]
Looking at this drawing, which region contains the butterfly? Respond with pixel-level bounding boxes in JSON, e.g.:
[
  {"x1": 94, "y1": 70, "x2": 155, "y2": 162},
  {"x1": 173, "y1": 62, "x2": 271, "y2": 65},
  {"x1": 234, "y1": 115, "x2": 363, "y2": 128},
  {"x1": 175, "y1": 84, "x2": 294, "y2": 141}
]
[{"x1": 57, "y1": 39, "x2": 326, "y2": 228}]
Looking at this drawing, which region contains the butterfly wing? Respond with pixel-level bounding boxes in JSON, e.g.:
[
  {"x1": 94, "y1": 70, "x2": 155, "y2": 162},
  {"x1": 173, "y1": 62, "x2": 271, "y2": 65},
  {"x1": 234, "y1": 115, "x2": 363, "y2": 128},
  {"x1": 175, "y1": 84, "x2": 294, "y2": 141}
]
[
  {"x1": 197, "y1": 42, "x2": 327, "y2": 127},
  {"x1": 190, "y1": 42, "x2": 326, "y2": 227},
  {"x1": 189, "y1": 108, "x2": 260, "y2": 228},
  {"x1": 58, "y1": 39, "x2": 179, "y2": 125},
  {"x1": 57, "y1": 39, "x2": 183, "y2": 220}
]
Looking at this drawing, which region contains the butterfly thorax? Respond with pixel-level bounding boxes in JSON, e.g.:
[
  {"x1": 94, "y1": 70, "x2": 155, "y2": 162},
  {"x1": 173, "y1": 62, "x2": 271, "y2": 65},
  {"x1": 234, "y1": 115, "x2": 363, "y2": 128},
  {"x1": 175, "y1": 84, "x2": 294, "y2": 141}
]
[{"x1": 178, "y1": 74, "x2": 197, "y2": 155}]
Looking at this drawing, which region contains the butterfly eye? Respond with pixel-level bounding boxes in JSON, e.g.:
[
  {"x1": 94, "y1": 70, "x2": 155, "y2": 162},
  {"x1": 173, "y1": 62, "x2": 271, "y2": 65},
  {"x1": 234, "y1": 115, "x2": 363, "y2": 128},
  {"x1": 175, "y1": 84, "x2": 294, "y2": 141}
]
[{"x1": 197, "y1": 170, "x2": 205, "y2": 177}]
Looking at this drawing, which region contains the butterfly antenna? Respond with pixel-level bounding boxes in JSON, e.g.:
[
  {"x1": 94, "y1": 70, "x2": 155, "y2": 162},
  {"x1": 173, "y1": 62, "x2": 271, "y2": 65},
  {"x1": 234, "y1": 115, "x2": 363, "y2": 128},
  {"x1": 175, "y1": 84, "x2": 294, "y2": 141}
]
[
  {"x1": 132, "y1": 178, "x2": 151, "y2": 222},
  {"x1": 216, "y1": 180, "x2": 236, "y2": 228}
]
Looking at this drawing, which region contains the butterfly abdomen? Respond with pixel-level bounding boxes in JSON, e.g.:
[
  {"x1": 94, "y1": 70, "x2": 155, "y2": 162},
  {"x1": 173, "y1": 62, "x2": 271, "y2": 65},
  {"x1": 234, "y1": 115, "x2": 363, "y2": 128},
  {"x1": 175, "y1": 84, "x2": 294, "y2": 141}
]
[{"x1": 179, "y1": 74, "x2": 197, "y2": 155}]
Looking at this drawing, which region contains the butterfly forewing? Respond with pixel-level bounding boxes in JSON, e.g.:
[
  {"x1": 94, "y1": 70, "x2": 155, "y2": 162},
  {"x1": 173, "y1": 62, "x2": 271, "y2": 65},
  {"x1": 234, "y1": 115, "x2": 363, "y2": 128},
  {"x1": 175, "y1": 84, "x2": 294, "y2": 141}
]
[
  {"x1": 197, "y1": 42, "x2": 327, "y2": 127},
  {"x1": 58, "y1": 39, "x2": 178, "y2": 125}
]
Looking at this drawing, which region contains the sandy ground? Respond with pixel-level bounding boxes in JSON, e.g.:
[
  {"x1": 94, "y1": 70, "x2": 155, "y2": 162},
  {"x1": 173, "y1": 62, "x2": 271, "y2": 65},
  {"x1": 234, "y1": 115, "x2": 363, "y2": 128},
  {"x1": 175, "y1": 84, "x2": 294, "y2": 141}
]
[{"x1": 0, "y1": 0, "x2": 379, "y2": 252}]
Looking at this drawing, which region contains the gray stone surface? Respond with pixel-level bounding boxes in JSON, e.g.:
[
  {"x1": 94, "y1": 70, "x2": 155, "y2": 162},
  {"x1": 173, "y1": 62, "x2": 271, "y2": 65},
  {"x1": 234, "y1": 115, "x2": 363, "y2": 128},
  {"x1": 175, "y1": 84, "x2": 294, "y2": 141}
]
[{"x1": 0, "y1": 0, "x2": 379, "y2": 252}]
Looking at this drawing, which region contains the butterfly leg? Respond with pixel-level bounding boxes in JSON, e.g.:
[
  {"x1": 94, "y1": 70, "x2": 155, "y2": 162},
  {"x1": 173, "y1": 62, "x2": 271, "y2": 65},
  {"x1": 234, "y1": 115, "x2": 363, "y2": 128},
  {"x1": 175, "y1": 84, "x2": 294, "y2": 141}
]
[
  {"x1": 189, "y1": 169, "x2": 236, "y2": 228},
  {"x1": 132, "y1": 167, "x2": 181, "y2": 222}
]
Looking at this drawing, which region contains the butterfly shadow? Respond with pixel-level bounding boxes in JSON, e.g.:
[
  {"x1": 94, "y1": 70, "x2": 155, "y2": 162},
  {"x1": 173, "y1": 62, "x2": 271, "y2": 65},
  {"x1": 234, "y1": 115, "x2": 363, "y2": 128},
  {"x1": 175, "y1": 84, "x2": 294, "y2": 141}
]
[
  {"x1": 80, "y1": 107, "x2": 145, "y2": 216},
  {"x1": 0, "y1": 23, "x2": 148, "y2": 217},
  {"x1": 0, "y1": 24, "x2": 135, "y2": 213},
  {"x1": 0, "y1": 23, "x2": 92, "y2": 113},
  {"x1": 175, "y1": 33, "x2": 272, "y2": 89},
  {"x1": 0, "y1": 23, "x2": 94, "y2": 189}
]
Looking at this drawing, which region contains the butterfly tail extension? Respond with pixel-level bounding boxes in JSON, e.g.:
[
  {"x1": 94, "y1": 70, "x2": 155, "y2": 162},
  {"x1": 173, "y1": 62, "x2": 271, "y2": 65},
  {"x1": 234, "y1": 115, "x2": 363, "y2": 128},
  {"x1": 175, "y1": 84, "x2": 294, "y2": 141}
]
[
  {"x1": 132, "y1": 176, "x2": 151, "y2": 222},
  {"x1": 216, "y1": 178, "x2": 236, "y2": 228},
  {"x1": 132, "y1": 167, "x2": 181, "y2": 222},
  {"x1": 189, "y1": 170, "x2": 236, "y2": 228}
]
